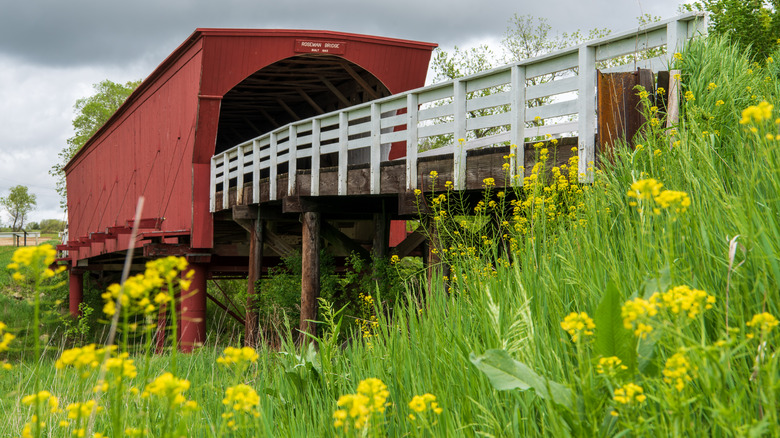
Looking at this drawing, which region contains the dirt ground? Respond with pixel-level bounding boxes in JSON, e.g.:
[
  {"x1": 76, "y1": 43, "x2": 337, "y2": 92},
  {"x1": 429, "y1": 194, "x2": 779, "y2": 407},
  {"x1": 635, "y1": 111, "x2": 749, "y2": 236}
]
[{"x1": 0, "y1": 236, "x2": 43, "y2": 247}]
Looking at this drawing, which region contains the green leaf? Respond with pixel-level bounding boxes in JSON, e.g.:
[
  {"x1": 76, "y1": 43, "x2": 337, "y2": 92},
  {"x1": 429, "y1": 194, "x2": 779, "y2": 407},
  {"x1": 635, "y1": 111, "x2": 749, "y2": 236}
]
[
  {"x1": 470, "y1": 349, "x2": 573, "y2": 410},
  {"x1": 594, "y1": 281, "x2": 636, "y2": 372}
]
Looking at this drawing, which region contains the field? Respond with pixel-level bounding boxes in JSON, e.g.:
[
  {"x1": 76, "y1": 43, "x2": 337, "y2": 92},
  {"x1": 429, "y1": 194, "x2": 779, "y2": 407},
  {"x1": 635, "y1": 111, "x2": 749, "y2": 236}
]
[{"x1": 2, "y1": 37, "x2": 780, "y2": 437}]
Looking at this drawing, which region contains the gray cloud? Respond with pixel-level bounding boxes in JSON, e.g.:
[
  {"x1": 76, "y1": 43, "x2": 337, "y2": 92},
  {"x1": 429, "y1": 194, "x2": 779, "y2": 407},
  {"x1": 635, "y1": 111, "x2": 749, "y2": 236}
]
[{"x1": 1, "y1": 0, "x2": 686, "y2": 67}]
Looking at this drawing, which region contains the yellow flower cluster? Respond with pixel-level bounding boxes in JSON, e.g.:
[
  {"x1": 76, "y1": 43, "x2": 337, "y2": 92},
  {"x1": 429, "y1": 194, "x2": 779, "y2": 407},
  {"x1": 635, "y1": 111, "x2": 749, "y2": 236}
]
[
  {"x1": 560, "y1": 312, "x2": 595, "y2": 342},
  {"x1": 102, "y1": 256, "x2": 191, "y2": 317},
  {"x1": 65, "y1": 400, "x2": 102, "y2": 420},
  {"x1": 628, "y1": 178, "x2": 691, "y2": 215},
  {"x1": 662, "y1": 351, "x2": 696, "y2": 392},
  {"x1": 746, "y1": 312, "x2": 779, "y2": 339},
  {"x1": 408, "y1": 393, "x2": 443, "y2": 421},
  {"x1": 0, "y1": 321, "x2": 14, "y2": 353},
  {"x1": 621, "y1": 297, "x2": 658, "y2": 339},
  {"x1": 22, "y1": 390, "x2": 60, "y2": 413},
  {"x1": 104, "y1": 353, "x2": 138, "y2": 379},
  {"x1": 651, "y1": 285, "x2": 715, "y2": 319},
  {"x1": 333, "y1": 378, "x2": 389, "y2": 431},
  {"x1": 739, "y1": 101, "x2": 774, "y2": 125},
  {"x1": 216, "y1": 346, "x2": 259, "y2": 367},
  {"x1": 654, "y1": 190, "x2": 691, "y2": 214},
  {"x1": 142, "y1": 372, "x2": 195, "y2": 408},
  {"x1": 6, "y1": 244, "x2": 65, "y2": 283},
  {"x1": 611, "y1": 383, "x2": 646, "y2": 416},
  {"x1": 55, "y1": 344, "x2": 116, "y2": 378},
  {"x1": 597, "y1": 356, "x2": 628, "y2": 376},
  {"x1": 627, "y1": 178, "x2": 662, "y2": 204},
  {"x1": 684, "y1": 90, "x2": 695, "y2": 102},
  {"x1": 223, "y1": 384, "x2": 261, "y2": 414}
]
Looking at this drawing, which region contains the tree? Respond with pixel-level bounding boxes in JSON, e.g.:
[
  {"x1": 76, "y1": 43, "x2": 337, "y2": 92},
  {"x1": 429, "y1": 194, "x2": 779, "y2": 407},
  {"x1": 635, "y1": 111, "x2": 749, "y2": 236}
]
[
  {"x1": 1, "y1": 185, "x2": 37, "y2": 231},
  {"x1": 39, "y1": 219, "x2": 66, "y2": 233},
  {"x1": 683, "y1": 0, "x2": 780, "y2": 60},
  {"x1": 49, "y1": 79, "x2": 141, "y2": 209}
]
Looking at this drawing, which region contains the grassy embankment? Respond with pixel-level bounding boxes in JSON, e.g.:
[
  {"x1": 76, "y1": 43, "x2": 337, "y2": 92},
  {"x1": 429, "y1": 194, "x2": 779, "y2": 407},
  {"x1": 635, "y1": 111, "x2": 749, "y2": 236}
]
[{"x1": 2, "y1": 37, "x2": 780, "y2": 436}]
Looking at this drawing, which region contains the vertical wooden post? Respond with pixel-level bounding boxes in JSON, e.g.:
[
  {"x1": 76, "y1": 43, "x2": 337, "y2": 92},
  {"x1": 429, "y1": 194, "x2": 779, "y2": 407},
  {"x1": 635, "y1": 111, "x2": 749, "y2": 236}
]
[
  {"x1": 236, "y1": 145, "x2": 245, "y2": 204},
  {"x1": 406, "y1": 93, "x2": 419, "y2": 191},
  {"x1": 370, "y1": 103, "x2": 381, "y2": 194},
  {"x1": 179, "y1": 264, "x2": 207, "y2": 352},
  {"x1": 299, "y1": 212, "x2": 321, "y2": 341},
  {"x1": 68, "y1": 269, "x2": 84, "y2": 318},
  {"x1": 311, "y1": 119, "x2": 321, "y2": 196},
  {"x1": 510, "y1": 64, "x2": 526, "y2": 185},
  {"x1": 577, "y1": 45, "x2": 597, "y2": 183},
  {"x1": 338, "y1": 112, "x2": 349, "y2": 195},
  {"x1": 453, "y1": 79, "x2": 467, "y2": 190},
  {"x1": 372, "y1": 204, "x2": 390, "y2": 291},
  {"x1": 246, "y1": 218, "x2": 264, "y2": 347}
]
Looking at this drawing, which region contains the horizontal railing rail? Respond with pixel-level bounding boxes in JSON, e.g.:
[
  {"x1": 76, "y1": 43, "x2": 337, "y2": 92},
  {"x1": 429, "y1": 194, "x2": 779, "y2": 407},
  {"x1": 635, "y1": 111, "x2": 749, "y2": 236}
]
[{"x1": 210, "y1": 12, "x2": 706, "y2": 212}]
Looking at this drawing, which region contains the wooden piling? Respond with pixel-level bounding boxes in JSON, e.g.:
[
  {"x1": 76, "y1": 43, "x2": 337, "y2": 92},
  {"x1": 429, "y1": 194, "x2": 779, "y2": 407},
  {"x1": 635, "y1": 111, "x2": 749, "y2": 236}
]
[
  {"x1": 299, "y1": 211, "x2": 321, "y2": 341},
  {"x1": 246, "y1": 218, "x2": 264, "y2": 347}
]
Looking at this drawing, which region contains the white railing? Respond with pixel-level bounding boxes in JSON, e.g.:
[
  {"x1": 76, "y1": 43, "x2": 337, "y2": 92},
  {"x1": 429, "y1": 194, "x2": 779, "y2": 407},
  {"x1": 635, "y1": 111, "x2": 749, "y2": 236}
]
[{"x1": 210, "y1": 12, "x2": 706, "y2": 212}]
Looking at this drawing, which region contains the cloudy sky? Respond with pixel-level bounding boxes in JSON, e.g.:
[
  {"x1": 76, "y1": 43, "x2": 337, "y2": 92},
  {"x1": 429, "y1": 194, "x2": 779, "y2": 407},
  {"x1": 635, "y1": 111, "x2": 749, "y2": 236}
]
[{"x1": 0, "y1": 0, "x2": 689, "y2": 225}]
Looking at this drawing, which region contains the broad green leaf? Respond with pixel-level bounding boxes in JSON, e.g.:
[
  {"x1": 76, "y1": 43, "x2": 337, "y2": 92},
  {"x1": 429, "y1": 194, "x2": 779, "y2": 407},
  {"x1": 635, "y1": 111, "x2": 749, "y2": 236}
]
[
  {"x1": 594, "y1": 281, "x2": 636, "y2": 371},
  {"x1": 470, "y1": 349, "x2": 573, "y2": 410}
]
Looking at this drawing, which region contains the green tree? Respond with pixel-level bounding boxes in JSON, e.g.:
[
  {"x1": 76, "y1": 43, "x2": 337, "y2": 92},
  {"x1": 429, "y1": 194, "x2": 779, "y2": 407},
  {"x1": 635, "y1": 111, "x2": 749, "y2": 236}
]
[
  {"x1": 684, "y1": 0, "x2": 780, "y2": 60},
  {"x1": 1, "y1": 185, "x2": 37, "y2": 231},
  {"x1": 49, "y1": 79, "x2": 141, "y2": 209},
  {"x1": 39, "y1": 219, "x2": 66, "y2": 233}
]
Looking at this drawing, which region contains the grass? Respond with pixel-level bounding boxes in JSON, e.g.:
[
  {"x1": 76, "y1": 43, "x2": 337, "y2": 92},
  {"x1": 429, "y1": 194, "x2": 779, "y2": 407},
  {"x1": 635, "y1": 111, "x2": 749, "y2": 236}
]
[{"x1": 2, "y1": 36, "x2": 780, "y2": 436}]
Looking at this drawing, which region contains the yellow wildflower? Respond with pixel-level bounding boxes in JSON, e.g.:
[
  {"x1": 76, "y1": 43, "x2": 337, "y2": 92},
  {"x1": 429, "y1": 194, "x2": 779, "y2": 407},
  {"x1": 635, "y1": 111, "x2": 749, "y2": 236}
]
[
  {"x1": 746, "y1": 312, "x2": 779, "y2": 339},
  {"x1": 560, "y1": 312, "x2": 595, "y2": 342},
  {"x1": 651, "y1": 285, "x2": 715, "y2": 319},
  {"x1": 663, "y1": 351, "x2": 696, "y2": 392},
  {"x1": 216, "y1": 346, "x2": 259, "y2": 367},
  {"x1": 654, "y1": 190, "x2": 691, "y2": 214},
  {"x1": 597, "y1": 356, "x2": 628, "y2": 376},
  {"x1": 142, "y1": 372, "x2": 191, "y2": 407},
  {"x1": 740, "y1": 101, "x2": 774, "y2": 125},
  {"x1": 613, "y1": 383, "x2": 646, "y2": 405},
  {"x1": 622, "y1": 297, "x2": 658, "y2": 339},
  {"x1": 223, "y1": 384, "x2": 261, "y2": 415}
]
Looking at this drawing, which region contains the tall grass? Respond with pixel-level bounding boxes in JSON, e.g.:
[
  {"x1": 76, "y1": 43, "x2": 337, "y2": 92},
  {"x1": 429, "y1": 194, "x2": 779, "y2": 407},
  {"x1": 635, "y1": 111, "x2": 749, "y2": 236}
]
[{"x1": 2, "y1": 36, "x2": 779, "y2": 436}]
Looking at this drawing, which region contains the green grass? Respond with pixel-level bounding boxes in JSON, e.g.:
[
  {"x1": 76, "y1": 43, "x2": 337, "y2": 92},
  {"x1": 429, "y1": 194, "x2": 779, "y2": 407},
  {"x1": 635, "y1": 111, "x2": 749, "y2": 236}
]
[{"x1": 2, "y1": 36, "x2": 780, "y2": 436}]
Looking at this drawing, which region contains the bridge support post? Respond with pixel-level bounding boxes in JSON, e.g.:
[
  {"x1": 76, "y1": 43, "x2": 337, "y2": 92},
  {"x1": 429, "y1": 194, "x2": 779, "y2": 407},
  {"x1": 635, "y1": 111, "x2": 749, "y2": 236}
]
[
  {"x1": 68, "y1": 269, "x2": 84, "y2": 318},
  {"x1": 299, "y1": 211, "x2": 320, "y2": 342},
  {"x1": 246, "y1": 218, "x2": 264, "y2": 347},
  {"x1": 179, "y1": 263, "x2": 207, "y2": 352}
]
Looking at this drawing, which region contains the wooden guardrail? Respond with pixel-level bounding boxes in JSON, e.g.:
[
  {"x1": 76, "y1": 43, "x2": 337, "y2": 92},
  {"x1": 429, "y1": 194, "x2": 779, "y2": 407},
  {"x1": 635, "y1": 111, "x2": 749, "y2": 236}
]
[{"x1": 210, "y1": 12, "x2": 706, "y2": 212}]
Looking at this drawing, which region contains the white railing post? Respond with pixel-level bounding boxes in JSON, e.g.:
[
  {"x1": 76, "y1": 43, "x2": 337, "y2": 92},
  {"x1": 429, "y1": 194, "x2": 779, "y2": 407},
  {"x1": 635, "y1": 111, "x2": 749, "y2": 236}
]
[
  {"x1": 577, "y1": 45, "x2": 597, "y2": 183},
  {"x1": 510, "y1": 65, "x2": 526, "y2": 186},
  {"x1": 666, "y1": 18, "x2": 689, "y2": 65},
  {"x1": 370, "y1": 103, "x2": 381, "y2": 194},
  {"x1": 236, "y1": 146, "x2": 244, "y2": 204},
  {"x1": 209, "y1": 156, "x2": 217, "y2": 212},
  {"x1": 338, "y1": 112, "x2": 348, "y2": 195},
  {"x1": 252, "y1": 140, "x2": 260, "y2": 204},
  {"x1": 311, "y1": 119, "x2": 321, "y2": 196},
  {"x1": 288, "y1": 125, "x2": 297, "y2": 196},
  {"x1": 406, "y1": 94, "x2": 418, "y2": 191},
  {"x1": 453, "y1": 79, "x2": 467, "y2": 189},
  {"x1": 221, "y1": 154, "x2": 229, "y2": 211},
  {"x1": 269, "y1": 131, "x2": 278, "y2": 201}
]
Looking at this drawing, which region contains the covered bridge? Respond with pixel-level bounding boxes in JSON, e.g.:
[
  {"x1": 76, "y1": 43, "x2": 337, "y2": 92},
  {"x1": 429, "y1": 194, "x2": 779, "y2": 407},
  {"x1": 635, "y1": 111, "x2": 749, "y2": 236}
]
[{"x1": 61, "y1": 28, "x2": 437, "y2": 350}]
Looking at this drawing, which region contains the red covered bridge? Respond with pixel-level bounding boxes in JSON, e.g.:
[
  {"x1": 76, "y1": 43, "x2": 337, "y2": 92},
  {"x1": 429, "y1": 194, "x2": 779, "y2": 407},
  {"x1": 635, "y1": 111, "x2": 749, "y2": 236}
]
[
  {"x1": 62, "y1": 28, "x2": 437, "y2": 350},
  {"x1": 61, "y1": 13, "x2": 707, "y2": 351}
]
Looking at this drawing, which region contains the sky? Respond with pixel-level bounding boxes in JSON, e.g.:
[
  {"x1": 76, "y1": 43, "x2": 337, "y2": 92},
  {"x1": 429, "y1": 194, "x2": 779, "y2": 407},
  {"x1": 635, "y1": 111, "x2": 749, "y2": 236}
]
[{"x1": 0, "y1": 0, "x2": 690, "y2": 226}]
